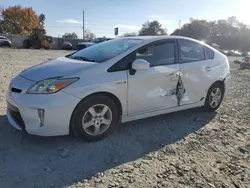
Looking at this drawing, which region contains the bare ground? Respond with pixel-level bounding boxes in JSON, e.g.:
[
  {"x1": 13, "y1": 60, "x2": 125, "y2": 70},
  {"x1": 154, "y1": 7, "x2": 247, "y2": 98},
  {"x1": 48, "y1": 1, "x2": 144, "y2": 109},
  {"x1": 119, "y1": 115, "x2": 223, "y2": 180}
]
[{"x1": 0, "y1": 49, "x2": 249, "y2": 188}]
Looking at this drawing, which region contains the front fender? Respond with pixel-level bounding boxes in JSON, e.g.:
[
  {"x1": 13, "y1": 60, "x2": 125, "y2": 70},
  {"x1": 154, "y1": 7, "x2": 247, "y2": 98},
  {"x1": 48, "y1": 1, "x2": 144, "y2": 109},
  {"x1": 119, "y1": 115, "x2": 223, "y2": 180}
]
[{"x1": 63, "y1": 80, "x2": 127, "y2": 115}]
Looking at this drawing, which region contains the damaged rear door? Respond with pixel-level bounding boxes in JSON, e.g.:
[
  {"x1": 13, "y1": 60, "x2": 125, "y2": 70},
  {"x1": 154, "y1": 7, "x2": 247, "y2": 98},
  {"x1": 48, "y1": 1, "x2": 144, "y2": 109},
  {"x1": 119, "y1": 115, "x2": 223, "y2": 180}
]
[
  {"x1": 127, "y1": 39, "x2": 180, "y2": 116},
  {"x1": 177, "y1": 39, "x2": 212, "y2": 105}
]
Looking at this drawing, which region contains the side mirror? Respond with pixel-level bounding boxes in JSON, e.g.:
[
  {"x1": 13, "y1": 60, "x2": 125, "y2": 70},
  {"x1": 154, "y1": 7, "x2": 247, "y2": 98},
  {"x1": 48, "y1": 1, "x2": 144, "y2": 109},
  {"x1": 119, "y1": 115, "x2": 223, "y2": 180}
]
[{"x1": 132, "y1": 59, "x2": 150, "y2": 71}]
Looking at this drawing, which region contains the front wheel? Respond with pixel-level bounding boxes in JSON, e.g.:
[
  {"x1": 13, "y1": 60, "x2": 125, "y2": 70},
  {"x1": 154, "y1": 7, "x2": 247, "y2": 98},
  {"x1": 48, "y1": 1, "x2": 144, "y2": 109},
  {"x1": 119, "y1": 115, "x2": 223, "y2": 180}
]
[
  {"x1": 204, "y1": 83, "x2": 224, "y2": 111},
  {"x1": 71, "y1": 95, "x2": 118, "y2": 141}
]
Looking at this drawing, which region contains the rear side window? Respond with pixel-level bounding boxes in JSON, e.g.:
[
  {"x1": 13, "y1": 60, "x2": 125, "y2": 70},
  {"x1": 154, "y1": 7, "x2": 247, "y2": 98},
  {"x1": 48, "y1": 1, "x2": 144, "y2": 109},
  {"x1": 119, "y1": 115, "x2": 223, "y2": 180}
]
[
  {"x1": 136, "y1": 42, "x2": 175, "y2": 66},
  {"x1": 203, "y1": 46, "x2": 214, "y2": 59},
  {"x1": 179, "y1": 40, "x2": 205, "y2": 63}
]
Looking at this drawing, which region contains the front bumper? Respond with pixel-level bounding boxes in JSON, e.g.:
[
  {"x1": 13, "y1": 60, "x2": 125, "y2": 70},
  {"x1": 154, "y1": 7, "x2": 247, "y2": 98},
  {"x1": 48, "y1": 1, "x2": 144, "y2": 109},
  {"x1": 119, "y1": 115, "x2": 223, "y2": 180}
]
[{"x1": 6, "y1": 76, "x2": 81, "y2": 136}]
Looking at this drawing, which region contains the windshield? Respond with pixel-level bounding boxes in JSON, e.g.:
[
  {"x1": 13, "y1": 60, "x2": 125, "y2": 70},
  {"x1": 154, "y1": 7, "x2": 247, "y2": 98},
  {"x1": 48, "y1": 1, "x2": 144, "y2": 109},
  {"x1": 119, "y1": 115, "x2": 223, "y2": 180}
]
[{"x1": 70, "y1": 38, "x2": 142, "y2": 63}]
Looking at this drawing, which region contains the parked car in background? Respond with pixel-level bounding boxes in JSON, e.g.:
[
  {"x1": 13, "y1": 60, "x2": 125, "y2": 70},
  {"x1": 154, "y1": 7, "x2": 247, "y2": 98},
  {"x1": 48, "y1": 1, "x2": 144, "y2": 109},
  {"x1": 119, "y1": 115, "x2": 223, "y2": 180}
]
[
  {"x1": 92, "y1": 37, "x2": 113, "y2": 44},
  {"x1": 62, "y1": 41, "x2": 73, "y2": 50},
  {"x1": 77, "y1": 37, "x2": 113, "y2": 50},
  {"x1": 0, "y1": 36, "x2": 12, "y2": 47},
  {"x1": 241, "y1": 52, "x2": 250, "y2": 57},
  {"x1": 6, "y1": 36, "x2": 231, "y2": 141},
  {"x1": 240, "y1": 53, "x2": 250, "y2": 69},
  {"x1": 77, "y1": 42, "x2": 95, "y2": 50},
  {"x1": 227, "y1": 50, "x2": 242, "y2": 57}
]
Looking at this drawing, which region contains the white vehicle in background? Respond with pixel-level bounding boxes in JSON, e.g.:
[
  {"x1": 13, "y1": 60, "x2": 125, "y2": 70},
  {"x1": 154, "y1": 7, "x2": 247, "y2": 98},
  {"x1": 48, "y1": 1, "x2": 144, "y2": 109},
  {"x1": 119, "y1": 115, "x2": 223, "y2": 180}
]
[
  {"x1": 0, "y1": 36, "x2": 12, "y2": 47},
  {"x1": 7, "y1": 36, "x2": 231, "y2": 141}
]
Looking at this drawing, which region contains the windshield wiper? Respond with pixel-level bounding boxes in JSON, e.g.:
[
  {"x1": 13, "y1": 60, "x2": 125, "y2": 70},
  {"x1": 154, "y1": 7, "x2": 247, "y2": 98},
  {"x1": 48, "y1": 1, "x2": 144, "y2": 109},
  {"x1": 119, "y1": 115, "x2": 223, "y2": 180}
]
[{"x1": 69, "y1": 56, "x2": 96, "y2": 62}]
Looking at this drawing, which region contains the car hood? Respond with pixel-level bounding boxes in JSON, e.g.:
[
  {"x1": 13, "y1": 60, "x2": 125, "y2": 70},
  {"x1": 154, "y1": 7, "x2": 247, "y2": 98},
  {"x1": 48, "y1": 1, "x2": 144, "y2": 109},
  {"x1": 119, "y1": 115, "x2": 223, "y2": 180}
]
[{"x1": 20, "y1": 56, "x2": 96, "y2": 82}]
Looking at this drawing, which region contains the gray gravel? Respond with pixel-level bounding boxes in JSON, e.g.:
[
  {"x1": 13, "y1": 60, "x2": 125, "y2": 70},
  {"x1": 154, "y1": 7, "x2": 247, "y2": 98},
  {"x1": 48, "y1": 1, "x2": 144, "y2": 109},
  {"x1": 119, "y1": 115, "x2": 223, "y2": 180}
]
[{"x1": 0, "y1": 49, "x2": 250, "y2": 188}]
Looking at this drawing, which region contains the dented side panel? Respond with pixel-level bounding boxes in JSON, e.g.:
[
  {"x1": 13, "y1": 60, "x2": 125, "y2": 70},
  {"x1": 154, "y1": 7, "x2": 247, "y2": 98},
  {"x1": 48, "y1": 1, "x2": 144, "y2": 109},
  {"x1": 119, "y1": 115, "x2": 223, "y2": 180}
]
[
  {"x1": 127, "y1": 64, "x2": 180, "y2": 116},
  {"x1": 178, "y1": 56, "x2": 228, "y2": 105}
]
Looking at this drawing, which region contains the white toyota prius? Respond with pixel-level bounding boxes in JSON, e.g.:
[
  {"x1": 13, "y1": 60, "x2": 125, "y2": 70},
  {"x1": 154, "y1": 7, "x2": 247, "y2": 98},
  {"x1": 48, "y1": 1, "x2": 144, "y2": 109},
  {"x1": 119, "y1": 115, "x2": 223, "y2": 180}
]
[{"x1": 7, "y1": 36, "x2": 231, "y2": 141}]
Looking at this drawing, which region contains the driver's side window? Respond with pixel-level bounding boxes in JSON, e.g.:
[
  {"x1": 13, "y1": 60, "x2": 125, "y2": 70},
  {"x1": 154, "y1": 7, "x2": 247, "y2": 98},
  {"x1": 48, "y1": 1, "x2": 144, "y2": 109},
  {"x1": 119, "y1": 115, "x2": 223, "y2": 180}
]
[
  {"x1": 108, "y1": 40, "x2": 176, "y2": 72},
  {"x1": 135, "y1": 41, "x2": 175, "y2": 67}
]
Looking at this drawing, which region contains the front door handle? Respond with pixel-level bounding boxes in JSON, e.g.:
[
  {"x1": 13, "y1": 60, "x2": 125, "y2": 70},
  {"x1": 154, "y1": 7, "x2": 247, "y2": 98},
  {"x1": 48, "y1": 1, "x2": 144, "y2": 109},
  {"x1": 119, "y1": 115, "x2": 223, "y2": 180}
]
[{"x1": 205, "y1": 66, "x2": 212, "y2": 72}]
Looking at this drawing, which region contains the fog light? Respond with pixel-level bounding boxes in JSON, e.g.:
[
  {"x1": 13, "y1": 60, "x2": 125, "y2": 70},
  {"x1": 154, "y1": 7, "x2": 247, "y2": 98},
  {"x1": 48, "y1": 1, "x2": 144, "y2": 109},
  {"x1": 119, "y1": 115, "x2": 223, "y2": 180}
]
[{"x1": 38, "y1": 109, "x2": 45, "y2": 127}]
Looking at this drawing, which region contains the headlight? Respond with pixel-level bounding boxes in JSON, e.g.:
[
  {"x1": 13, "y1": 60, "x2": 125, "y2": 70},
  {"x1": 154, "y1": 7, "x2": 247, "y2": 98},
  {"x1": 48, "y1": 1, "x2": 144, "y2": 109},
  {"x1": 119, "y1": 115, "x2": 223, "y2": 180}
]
[{"x1": 27, "y1": 77, "x2": 78, "y2": 94}]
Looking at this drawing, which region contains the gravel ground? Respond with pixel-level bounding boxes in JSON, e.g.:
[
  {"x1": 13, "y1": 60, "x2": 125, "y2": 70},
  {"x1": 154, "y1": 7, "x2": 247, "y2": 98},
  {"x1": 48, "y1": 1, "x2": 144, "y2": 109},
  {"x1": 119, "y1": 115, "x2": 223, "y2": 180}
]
[{"x1": 0, "y1": 49, "x2": 249, "y2": 188}]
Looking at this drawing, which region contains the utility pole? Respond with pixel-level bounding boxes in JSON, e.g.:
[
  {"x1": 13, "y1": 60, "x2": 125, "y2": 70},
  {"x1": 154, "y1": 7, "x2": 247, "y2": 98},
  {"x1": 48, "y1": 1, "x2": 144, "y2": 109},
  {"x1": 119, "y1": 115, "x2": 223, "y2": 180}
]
[
  {"x1": 82, "y1": 11, "x2": 85, "y2": 39},
  {"x1": 178, "y1": 20, "x2": 181, "y2": 36}
]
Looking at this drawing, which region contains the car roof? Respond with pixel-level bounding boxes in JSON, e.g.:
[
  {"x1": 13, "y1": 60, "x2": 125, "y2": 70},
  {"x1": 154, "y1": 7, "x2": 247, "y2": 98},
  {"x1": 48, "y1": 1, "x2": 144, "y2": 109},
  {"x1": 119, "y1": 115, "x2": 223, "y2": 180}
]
[
  {"x1": 0, "y1": 36, "x2": 7, "y2": 38},
  {"x1": 123, "y1": 35, "x2": 215, "y2": 49},
  {"x1": 124, "y1": 35, "x2": 200, "y2": 42}
]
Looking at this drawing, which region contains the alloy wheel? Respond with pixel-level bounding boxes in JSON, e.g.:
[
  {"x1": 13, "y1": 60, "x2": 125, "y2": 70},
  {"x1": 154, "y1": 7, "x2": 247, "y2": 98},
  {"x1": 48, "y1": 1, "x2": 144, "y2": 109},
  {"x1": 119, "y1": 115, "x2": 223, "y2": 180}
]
[
  {"x1": 82, "y1": 104, "x2": 112, "y2": 136},
  {"x1": 209, "y1": 88, "x2": 222, "y2": 108}
]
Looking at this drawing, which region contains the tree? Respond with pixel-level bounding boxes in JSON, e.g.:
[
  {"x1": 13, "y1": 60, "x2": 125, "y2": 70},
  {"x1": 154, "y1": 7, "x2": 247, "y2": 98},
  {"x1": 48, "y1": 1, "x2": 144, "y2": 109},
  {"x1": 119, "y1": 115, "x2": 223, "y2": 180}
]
[
  {"x1": 170, "y1": 17, "x2": 250, "y2": 52},
  {"x1": 122, "y1": 32, "x2": 137, "y2": 37},
  {"x1": 0, "y1": 5, "x2": 43, "y2": 35},
  {"x1": 171, "y1": 18, "x2": 211, "y2": 40},
  {"x1": 62, "y1": 32, "x2": 78, "y2": 39},
  {"x1": 171, "y1": 29, "x2": 180, "y2": 36},
  {"x1": 139, "y1": 20, "x2": 167, "y2": 36},
  {"x1": 84, "y1": 30, "x2": 96, "y2": 41},
  {"x1": 0, "y1": 19, "x2": 3, "y2": 33}
]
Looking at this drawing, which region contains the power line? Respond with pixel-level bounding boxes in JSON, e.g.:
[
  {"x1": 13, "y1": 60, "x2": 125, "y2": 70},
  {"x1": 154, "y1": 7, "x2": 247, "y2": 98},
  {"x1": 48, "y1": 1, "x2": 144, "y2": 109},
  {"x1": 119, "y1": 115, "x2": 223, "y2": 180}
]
[{"x1": 82, "y1": 11, "x2": 84, "y2": 39}]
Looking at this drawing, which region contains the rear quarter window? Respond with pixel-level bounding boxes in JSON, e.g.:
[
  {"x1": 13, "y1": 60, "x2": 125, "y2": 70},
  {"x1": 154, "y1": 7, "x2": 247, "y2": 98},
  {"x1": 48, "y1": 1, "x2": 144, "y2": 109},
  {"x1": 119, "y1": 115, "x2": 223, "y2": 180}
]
[{"x1": 203, "y1": 46, "x2": 214, "y2": 59}]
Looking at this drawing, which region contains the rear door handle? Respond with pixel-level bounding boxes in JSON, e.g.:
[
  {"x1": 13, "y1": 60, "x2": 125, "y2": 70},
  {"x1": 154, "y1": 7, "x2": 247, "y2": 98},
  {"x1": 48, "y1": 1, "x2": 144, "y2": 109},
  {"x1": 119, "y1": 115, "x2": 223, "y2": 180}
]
[{"x1": 166, "y1": 72, "x2": 179, "y2": 77}]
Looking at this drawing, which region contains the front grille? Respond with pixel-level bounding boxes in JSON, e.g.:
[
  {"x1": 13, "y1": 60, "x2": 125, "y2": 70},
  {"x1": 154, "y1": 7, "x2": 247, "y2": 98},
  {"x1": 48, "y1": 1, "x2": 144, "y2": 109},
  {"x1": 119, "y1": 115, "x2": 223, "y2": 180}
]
[
  {"x1": 7, "y1": 103, "x2": 25, "y2": 130},
  {"x1": 11, "y1": 87, "x2": 22, "y2": 93}
]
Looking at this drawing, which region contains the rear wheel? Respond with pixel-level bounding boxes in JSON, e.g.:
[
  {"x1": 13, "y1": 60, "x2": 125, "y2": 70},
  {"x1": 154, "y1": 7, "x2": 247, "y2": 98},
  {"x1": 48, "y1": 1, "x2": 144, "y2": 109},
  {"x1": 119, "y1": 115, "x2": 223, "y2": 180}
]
[
  {"x1": 23, "y1": 39, "x2": 30, "y2": 49},
  {"x1": 71, "y1": 95, "x2": 118, "y2": 141},
  {"x1": 33, "y1": 40, "x2": 41, "y2": 49},
  {"x1": 204, "y1": 82, "x2": 224, "y2": 111}
]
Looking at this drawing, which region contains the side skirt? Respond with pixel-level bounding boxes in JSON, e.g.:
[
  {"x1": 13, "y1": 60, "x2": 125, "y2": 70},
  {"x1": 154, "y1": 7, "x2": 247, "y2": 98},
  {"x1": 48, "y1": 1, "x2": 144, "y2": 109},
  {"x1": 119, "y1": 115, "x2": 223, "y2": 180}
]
[{"x1": 121, "y1": 100, "x2": 205, "y2": 123}]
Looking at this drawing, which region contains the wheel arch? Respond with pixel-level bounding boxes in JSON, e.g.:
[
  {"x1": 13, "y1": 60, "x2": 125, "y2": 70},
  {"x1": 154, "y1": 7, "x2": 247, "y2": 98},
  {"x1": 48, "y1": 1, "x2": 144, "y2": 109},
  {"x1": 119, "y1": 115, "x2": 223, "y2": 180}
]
[
  {"x1": 209, "y1": 80, "x2": 225, "y2": 94},
  {"x1": 69, "y1": 91, "x2": 123, "y2": 134}
]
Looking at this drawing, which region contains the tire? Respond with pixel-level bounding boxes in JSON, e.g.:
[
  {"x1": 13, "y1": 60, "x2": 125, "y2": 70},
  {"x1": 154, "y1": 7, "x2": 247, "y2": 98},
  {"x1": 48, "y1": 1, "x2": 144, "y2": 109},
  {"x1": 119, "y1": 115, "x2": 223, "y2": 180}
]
[
  {"x1": 71, "y1": 95, "x2": 119, "y2": 141},
  {"x1": 23, "y1": 39, "x2": 30, "y2": 49},
  {"x1": 33, "y1": 41, "x2": 41, "y2": 49},
  {"x1": 3, "y1": 42, "x2": 11, "y2": 48},
  {"x1": 204, "y1": 82, "x2": 224, "y2": 111}
]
